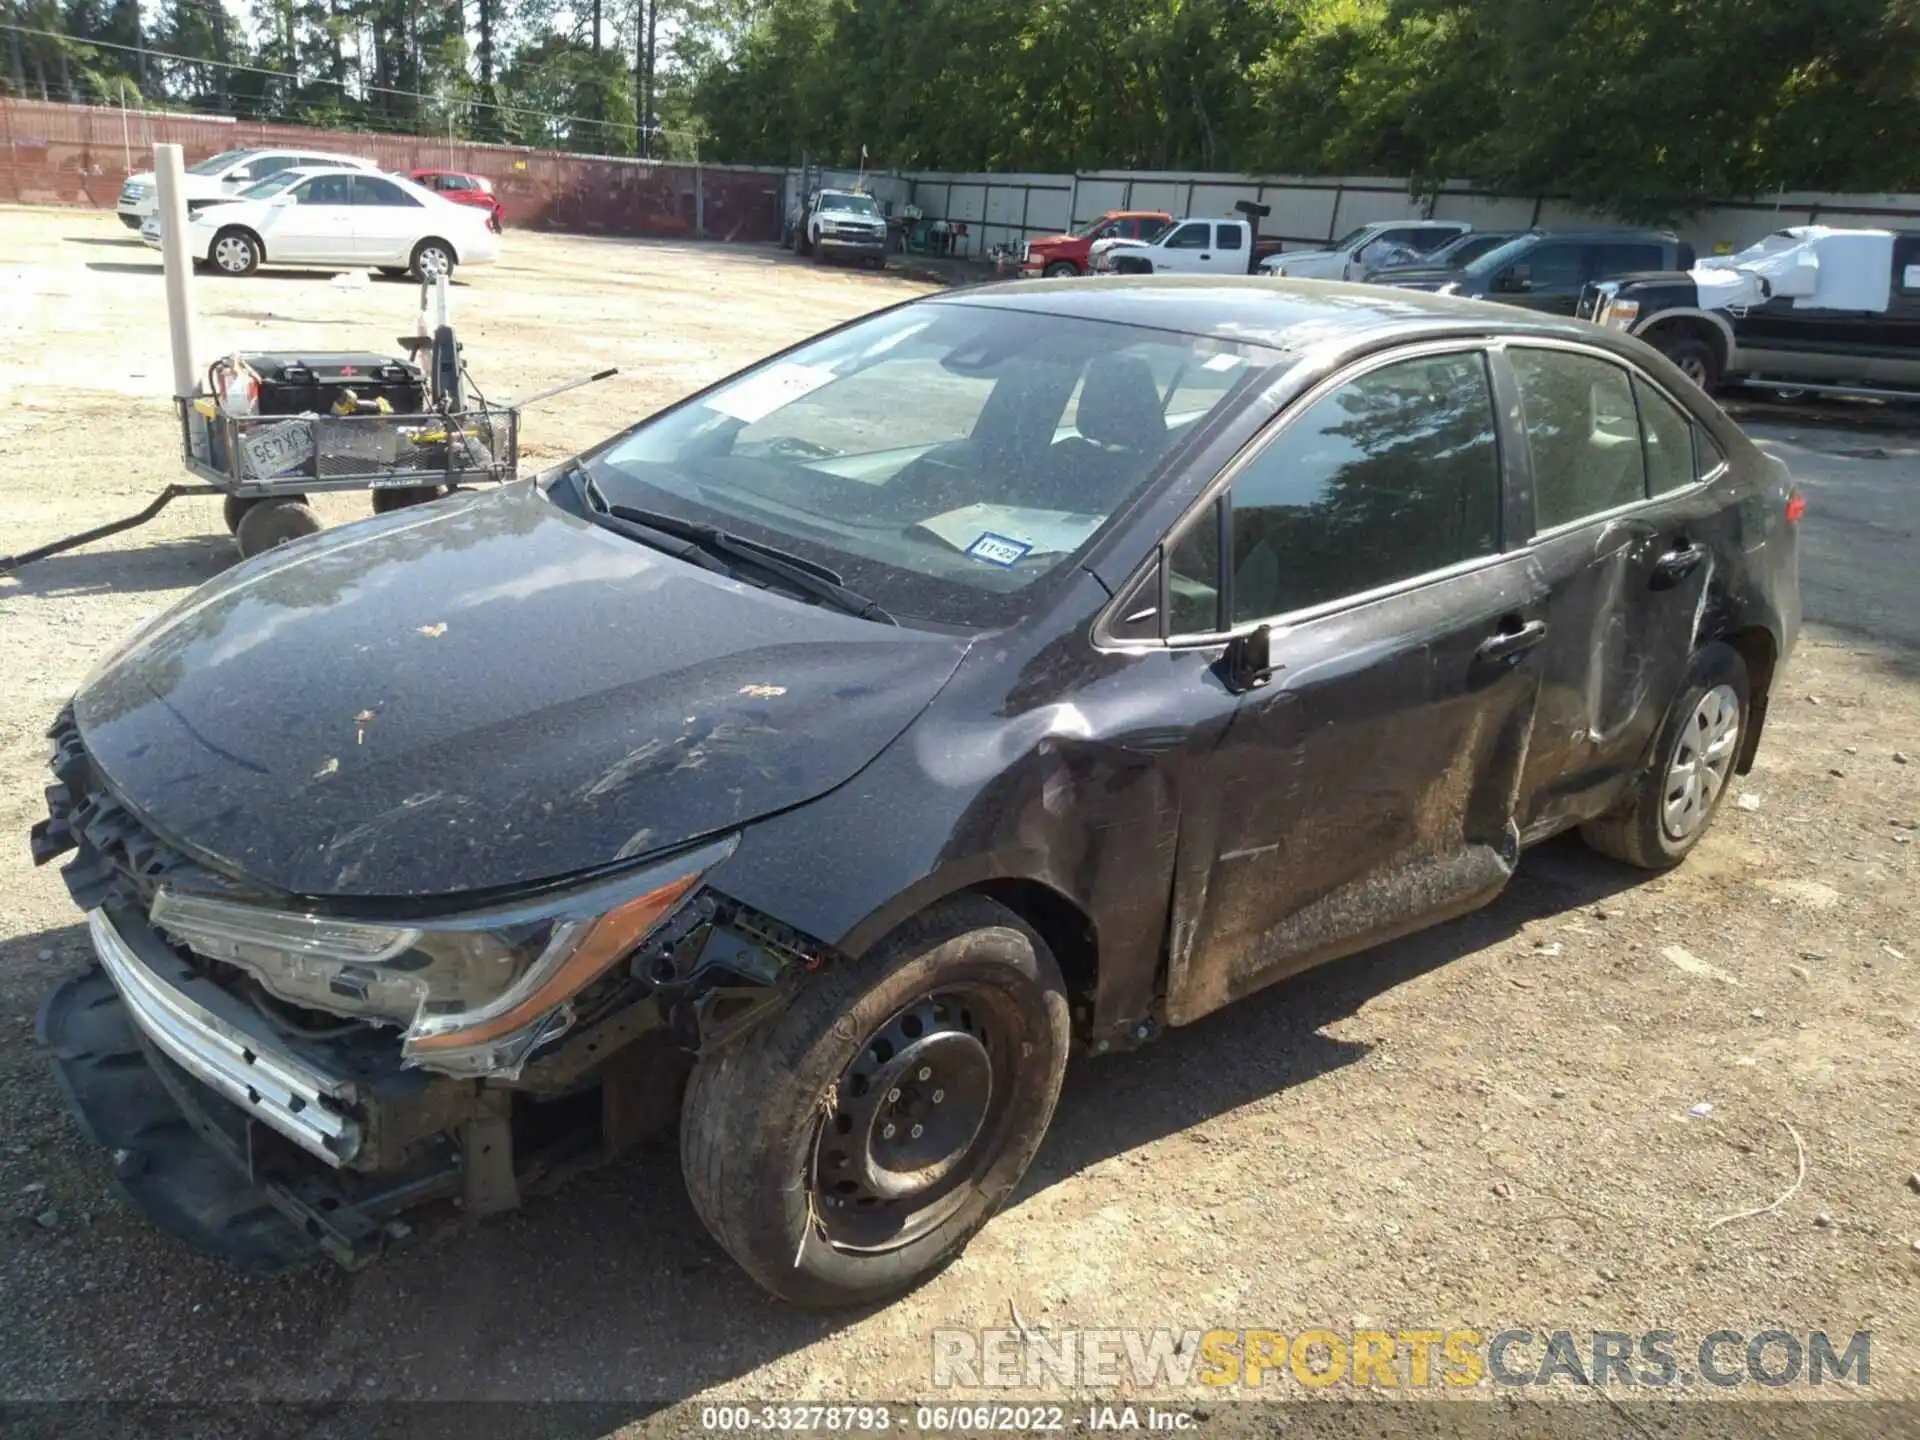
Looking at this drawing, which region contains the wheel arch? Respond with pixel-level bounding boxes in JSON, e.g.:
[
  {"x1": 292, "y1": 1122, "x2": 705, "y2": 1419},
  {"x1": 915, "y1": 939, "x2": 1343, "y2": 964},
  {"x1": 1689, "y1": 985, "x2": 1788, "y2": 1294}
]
[
  {"x1": 835, "y1": 863, "x2": 1106, "y2": 1037},
  {"x1": 1717, "y1": 624, "x2": 1778, "y2": 773},
  {"x1": 415, "y1": 233, "x2": 459, "y2": 265},
  {"x1": 1636, "y1": 310, "x2": 1734, "y2": 370}
]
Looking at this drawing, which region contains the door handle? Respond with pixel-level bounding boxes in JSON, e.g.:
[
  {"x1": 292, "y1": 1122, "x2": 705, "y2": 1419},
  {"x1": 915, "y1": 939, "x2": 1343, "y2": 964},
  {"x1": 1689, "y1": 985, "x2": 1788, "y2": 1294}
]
[
  {"x1": 1476, "y1": 618, "x2": 1548, "y2": 664},
  {"x1": 1652, "y1": 543, "x2": 1705, "y2": 589}
]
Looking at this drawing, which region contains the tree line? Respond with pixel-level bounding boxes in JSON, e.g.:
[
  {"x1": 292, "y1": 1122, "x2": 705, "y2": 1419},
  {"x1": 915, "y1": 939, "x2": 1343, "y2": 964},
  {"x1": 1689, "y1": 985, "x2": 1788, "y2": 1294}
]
[
  {"x1": 4, "y1": 0, "x2": 1915, "y2": 214},
  {"x1": 2, "y1": 0, "x2": 749, "y2": 159},
  {"x1": 693, "y1": 0, "x2": 1918, "y2": 219}
]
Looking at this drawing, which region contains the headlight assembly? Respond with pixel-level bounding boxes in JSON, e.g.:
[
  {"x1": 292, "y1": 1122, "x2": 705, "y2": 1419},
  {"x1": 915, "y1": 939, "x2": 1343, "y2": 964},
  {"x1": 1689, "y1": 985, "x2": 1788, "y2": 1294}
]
[{"x1": 148, "y1": 834, "x2": 737, "y2": 1077}]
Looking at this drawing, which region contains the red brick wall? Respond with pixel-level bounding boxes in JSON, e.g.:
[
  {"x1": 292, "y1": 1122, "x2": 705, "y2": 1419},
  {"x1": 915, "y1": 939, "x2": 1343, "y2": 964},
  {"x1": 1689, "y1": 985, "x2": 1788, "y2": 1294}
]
[{"x1": 0, "y1": 98, "x2": 786, "y2": 241}]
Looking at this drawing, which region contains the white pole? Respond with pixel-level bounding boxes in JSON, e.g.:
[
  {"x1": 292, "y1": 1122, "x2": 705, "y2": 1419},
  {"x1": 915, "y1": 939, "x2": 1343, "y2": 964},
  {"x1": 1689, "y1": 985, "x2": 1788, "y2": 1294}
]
[{"x1": 153, "y1": 142, "x2": 200, "y2": 399}]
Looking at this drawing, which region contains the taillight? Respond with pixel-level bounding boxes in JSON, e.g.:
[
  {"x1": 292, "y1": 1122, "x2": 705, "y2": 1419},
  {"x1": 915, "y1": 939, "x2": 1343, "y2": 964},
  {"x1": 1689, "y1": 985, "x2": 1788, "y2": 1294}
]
[{"x1": 1785, "y1": 491, "x2": 1806, "y2": 524}]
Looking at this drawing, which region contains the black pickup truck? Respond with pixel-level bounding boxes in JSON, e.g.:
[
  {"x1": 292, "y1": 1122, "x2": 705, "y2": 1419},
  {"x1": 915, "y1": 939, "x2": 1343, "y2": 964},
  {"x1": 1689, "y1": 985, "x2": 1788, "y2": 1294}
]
[{"x1": 1578, "y1": 226, "x2": 1920, "y2": 399}]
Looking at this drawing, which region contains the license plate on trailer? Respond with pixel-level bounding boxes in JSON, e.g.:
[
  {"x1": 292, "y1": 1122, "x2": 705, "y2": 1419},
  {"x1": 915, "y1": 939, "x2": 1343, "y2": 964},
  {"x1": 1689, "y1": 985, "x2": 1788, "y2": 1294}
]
[{"x1": 238, "y1": 421, "x2": 315, "y2": 479}]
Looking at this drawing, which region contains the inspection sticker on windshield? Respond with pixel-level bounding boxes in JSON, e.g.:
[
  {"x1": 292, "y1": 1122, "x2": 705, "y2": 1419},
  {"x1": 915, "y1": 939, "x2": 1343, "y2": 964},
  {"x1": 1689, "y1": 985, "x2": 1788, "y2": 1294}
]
[
  {"x1": 1202, "y1": 352, "x2": 1244, "y2": 372},
  {"x1": 965, "y1": 532, "x2": 1033, "y2": 568},
  {"x1": 703, "y1": 362, "x2": 837, "y2": 424}
]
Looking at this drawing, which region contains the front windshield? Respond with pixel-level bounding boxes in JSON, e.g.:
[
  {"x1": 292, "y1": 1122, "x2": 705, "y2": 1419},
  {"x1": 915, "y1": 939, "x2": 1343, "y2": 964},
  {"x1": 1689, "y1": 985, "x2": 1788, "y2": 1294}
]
[
  {"x1": 189, "y1": 148, "x2": 254, "y2": 176},
  {"x1": 1465, "y1": 235, "x2": 1538, "y2": 276},
  {"x1": 586, "y1": 303, "x2": 1268, "y2": 628},
  {"x1": 823, "y1": 193, "x2": 880, "y2": 216},
  {"x1": 1327, "y1": 225, "x2": 1374, "y2": 251},
  {"x1": 239, "y1": 170, "x2": 305, "y2": 200}
]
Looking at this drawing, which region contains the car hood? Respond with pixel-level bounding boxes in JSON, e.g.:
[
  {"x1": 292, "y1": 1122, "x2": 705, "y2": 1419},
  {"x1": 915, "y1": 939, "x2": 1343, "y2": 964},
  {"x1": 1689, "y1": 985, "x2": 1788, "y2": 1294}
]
[{"x1": 72, "y1": 485, "x2": 970, "y2": 901}]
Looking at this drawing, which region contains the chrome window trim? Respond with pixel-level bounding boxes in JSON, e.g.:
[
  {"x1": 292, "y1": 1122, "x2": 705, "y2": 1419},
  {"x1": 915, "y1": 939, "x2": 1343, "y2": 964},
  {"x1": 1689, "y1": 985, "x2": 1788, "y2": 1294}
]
[{"x1": 1092, "y1": 338, "x2": 1507, "y2": 651}]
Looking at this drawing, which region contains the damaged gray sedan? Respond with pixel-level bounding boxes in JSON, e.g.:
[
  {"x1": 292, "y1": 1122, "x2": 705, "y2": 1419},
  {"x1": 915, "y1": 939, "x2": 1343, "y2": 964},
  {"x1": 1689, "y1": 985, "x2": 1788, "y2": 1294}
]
[{"x1": 33, "y1": 280, "x2": 1801, "y2": 1305}]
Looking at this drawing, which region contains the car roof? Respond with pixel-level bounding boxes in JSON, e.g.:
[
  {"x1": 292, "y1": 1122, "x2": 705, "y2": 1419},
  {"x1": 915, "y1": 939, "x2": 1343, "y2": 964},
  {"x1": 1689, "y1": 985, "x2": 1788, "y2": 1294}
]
[
  {"x1": 1519, "y1": 228, "x2": 1680, "y2": 242},
  {"x1": 936, "y1": 275, "x2": 1620, "y2": 353}
]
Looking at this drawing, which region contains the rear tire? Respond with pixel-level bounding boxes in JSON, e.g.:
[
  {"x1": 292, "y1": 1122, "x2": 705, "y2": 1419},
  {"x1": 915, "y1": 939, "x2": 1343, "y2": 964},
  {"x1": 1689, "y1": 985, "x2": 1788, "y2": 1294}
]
[
  {"x1": 234, "y1": 498, "x2": 323, "y2": 558},
  {"x1": 1580, "y1": 643, "x2": 1750, "y2": 870},
  {"x1": 680, "y1": 895, "x2": 1070, "y2": 1307},
  {"x1": 410, "y1": 238, "x2": 456, "y2": 283}
]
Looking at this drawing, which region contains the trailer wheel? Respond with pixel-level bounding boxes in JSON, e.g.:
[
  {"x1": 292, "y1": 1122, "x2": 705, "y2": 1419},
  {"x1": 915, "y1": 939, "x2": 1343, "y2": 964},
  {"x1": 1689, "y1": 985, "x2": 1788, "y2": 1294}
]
[
  {"x1": 224, "y1": 493, "x2": 309, "y2": 534},
  {"x1": 235, "y1": 499, "x2": 323, "y2": 558},
  {"x1": 371, "y1": 485, "x2": 445, "y2": 514}
]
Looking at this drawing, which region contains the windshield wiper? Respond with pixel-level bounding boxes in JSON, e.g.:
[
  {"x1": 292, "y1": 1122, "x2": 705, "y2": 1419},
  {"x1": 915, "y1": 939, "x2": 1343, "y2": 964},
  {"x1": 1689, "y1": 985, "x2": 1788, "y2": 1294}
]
[
  {"x1": 608, "y1": 503, "x2": 895, "y2": 626},
  {"x1": 571, "y1": 466, "x2": 893, "y2": 625}
]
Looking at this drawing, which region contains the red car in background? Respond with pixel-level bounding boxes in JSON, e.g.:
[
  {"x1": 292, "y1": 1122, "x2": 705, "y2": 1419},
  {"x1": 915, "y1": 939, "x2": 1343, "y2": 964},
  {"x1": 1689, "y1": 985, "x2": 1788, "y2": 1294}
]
[
  {"x1": 409, "y1": 170, "x2": 504, "y2": 231},
  {"x1": 1020, "y1": 210, "x2": 1174, "y2": 277}
]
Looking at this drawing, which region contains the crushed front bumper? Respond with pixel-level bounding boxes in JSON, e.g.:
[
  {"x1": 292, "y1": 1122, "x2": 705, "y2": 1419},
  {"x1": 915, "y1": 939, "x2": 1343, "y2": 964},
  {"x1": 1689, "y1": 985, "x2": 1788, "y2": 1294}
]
[{"x1": 39, "y1": 900, "x2": 466, "y2": 1270}]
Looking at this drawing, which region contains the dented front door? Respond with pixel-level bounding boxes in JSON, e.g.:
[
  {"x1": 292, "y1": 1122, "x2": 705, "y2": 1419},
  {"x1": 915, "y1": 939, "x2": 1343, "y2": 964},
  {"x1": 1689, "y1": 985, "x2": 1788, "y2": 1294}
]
[{"x1": 1165, "y1": 558, "x2": 1545, "y2": 1024}]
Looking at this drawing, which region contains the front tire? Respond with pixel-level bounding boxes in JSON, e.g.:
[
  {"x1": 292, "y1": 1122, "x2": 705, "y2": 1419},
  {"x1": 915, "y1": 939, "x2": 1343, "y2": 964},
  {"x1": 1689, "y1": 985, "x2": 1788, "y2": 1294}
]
[
  {"x1": 1043, "y1": 261, "x2": 1079, "y2": 279},
  {"x1": 681, "y1": 895, "x2": 1071, "y2": 1307},
  {"x1": 1656, "y1": 334, "x2": 1722, "y2": 394},
  {"x1": 210, "y1": 228, "x2": 261, "y2": 276},
  {"x1": 1581, "y1": 643, "x2": 1749, "y2": 870},
  {"x1": 410, "y1": 238, "x2": 456, "y2": 283}
]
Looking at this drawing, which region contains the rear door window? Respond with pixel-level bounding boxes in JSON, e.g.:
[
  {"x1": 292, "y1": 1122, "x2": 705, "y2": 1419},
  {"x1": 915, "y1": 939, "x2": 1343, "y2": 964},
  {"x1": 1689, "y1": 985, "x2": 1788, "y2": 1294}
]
[
  {"x1": 1635, "y1": 377, "x2": 1697, "y2": 495},
  {"x1": 1510, "y1": 348, "x2": 1648, "y2": 528},
  {"x1": 1215, "y1": 224, "x2": 1243, "y2": 251}
]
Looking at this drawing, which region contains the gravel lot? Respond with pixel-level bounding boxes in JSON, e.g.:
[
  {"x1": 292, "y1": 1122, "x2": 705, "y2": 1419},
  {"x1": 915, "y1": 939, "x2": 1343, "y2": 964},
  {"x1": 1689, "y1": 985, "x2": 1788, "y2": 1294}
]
[{"x1": 0, "y1": 206, "x2": 1915, "y2": 1424}]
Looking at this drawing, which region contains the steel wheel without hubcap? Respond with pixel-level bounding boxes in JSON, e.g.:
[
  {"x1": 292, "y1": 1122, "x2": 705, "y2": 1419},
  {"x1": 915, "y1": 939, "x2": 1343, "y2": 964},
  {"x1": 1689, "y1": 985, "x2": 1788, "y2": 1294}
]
[
  {"x1": 1676, "y1": 354, "x2": 1710, "y2": 387},
  {"x1": 1662, "y1": 683, "x2": 1740, "y2": 840},
  {"x1": 812, "y1": 988, "x2": 1011, "y2": 1254}
]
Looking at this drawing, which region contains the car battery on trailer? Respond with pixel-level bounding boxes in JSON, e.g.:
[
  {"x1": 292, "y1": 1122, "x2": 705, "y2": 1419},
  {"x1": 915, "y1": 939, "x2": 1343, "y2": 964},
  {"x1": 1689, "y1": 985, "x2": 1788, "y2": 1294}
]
[{"x1": 240, "y1": 353, "x2": 428, "y2": 417}]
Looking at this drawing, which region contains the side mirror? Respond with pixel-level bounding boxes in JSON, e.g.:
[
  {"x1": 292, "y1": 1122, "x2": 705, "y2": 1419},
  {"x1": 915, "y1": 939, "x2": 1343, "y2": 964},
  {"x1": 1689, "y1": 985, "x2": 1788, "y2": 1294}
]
[
  {"x1": 225, "y1": 169, "x2": 252, "y2": 185},
  {"x1": 1222, "y1": 624, "x2": 1274, "y2": 693},
  {"x1": 1500, "y1": 265, "x2": 1533, "y2": 293},
  {"x1": 269, "y1": 192, "x2": 295, "y2": 207}
]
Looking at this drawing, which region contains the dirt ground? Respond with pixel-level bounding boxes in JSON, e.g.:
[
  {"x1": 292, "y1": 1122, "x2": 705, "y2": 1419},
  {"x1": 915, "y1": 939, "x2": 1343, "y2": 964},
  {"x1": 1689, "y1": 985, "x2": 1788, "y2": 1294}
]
[{"x1": 0, "y1": 206, "x2": 1915, "y2": 1424}]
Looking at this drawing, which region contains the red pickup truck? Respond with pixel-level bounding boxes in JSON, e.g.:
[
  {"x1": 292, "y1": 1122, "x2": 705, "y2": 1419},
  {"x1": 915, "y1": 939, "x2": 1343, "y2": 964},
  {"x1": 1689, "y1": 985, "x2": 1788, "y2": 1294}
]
[{"x1": 1021, "y1": 210, "x2": 1174, "y2": 277}]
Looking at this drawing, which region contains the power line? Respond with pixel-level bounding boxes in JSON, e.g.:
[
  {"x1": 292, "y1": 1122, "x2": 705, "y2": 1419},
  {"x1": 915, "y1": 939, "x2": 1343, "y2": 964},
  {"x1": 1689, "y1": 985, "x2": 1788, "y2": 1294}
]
[{"x1": 0, "y1": 21, "x2": 703, "y2": 141}]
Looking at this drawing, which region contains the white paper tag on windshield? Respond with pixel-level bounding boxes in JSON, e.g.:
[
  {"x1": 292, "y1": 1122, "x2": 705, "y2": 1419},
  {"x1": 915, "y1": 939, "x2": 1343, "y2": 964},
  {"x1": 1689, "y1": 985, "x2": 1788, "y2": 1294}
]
[
  {"x1": 703, "y1": 362, "x2": 837, "y2": 424},
  {"x1": 920, "y1": 503, "x2": 1103, "y2": 559},
  {"x1": 1202, "y1": 352, "x2": 1243, "y2": 372}
]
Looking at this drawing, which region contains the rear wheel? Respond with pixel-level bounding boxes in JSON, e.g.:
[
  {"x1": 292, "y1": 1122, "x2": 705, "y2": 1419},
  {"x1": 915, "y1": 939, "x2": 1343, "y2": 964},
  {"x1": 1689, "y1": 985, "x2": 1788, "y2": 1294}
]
[
  {"x1": 1581, "y1": 643, "x2": 1750, "y2": 870},
  {"x1": 410, "y1": 238, "x2": 456, "y2": 283},
  {"x1": 234, "y1": 498, "x2": 323, "y2": 558},
  {"x1": 680, "y1": 895, "x2": 1070, "y2": 1307},
  {"x1": 210, "y1": 228, "x2": 261, "y2": 277}
]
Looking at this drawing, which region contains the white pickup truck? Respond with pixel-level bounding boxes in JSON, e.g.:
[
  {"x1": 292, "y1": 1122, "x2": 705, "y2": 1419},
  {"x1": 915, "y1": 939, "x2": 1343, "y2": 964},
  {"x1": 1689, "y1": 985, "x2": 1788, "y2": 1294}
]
[
  {"x1": 1091, "y1": 217, "x2": 1268, "y2": 275},
  {"x1": 1257, "y1": 219, "x2": 1472, "y2": 280}
]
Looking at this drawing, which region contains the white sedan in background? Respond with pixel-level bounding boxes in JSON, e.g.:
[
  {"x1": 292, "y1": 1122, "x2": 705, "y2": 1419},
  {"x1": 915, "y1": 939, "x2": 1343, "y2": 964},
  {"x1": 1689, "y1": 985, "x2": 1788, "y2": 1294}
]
[{"x1": 141, "y1": 167, "x2": 500, "y2": 280}]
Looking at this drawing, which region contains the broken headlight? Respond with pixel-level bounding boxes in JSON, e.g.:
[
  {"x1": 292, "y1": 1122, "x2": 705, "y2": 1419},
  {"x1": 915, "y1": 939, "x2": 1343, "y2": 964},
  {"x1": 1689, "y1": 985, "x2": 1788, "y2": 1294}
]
[{"x1": 148, "y1": 835, "x2": 736, "y2": 1078}]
